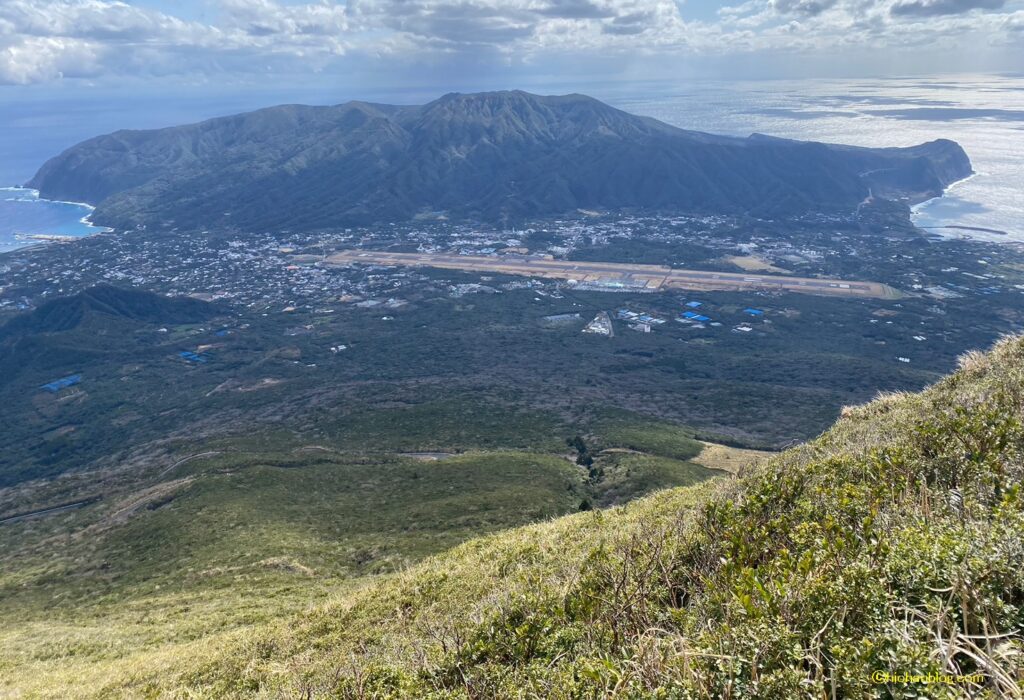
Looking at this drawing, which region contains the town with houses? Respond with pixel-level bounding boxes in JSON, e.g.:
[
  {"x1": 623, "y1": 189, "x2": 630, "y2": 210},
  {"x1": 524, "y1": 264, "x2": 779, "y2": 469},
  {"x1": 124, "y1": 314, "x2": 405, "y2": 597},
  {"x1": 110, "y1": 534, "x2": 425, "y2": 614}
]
[{"x1": 3, "y1": 209, "x2": 1024, "y2": 375}]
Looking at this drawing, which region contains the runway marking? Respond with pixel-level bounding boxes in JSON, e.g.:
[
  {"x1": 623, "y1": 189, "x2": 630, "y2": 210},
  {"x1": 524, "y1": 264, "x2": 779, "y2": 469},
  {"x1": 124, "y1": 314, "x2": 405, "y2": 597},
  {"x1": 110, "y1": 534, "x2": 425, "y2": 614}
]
[{"x1": 320, "y1": 250, "x2": 901, "y2": 300}]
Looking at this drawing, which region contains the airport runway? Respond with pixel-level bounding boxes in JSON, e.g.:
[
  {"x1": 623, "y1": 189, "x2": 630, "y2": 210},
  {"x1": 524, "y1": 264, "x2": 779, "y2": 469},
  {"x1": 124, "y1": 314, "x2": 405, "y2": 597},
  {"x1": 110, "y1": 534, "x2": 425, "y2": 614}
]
[{"x1": 321, "y1": 250, "x2": 900, "y2": 300}]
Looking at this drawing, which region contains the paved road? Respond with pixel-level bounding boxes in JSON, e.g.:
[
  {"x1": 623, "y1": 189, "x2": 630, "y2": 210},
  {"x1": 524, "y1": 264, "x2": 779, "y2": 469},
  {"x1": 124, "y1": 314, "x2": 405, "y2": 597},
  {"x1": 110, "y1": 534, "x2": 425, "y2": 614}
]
[
  {"x1": 0, "y1": 497, "x2": 100, "y2": 525},
  {"x1": 322, "y1": 250, "x2": 900, "y2": 300},
  {"x1": 157, "y1": 450, "x2": 222, "y2": 478}
]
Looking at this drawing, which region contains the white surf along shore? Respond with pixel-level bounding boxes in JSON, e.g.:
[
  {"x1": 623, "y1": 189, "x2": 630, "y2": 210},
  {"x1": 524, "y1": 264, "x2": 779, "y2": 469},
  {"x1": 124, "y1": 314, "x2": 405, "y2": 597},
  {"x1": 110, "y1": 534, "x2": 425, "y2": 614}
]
[{"x1": 1, "y1": 187, "x2": 113, "y2": 245}]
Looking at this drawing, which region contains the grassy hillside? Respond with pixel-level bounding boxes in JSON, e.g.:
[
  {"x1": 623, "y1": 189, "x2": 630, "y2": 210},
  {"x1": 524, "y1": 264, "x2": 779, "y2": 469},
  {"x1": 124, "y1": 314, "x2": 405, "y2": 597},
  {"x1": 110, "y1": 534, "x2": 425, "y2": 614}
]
[
  {"x1": 55, "y1": 334, "x2": 1022, "y2": 699},
  {"x1": 0, "y1": 408, "x2": 744, "y2": 697}
]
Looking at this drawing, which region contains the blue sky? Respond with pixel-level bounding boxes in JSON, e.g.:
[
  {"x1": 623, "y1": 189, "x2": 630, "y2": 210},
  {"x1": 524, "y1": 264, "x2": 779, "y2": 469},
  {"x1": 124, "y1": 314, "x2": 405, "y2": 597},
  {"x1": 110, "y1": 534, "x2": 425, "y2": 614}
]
[{"x1": 0, "y1": 0, "x2": 1020, "y2": 89}]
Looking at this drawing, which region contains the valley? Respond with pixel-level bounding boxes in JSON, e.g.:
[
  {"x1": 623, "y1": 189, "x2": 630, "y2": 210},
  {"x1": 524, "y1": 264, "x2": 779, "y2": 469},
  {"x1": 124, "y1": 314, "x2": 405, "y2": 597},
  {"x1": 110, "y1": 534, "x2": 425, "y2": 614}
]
[
  {"x1": 1, "y1": 90, "x2": 1021, "y2": 697},
  {"x1": 5, "y1": 201, "x2": 1024, "y2": 485}
]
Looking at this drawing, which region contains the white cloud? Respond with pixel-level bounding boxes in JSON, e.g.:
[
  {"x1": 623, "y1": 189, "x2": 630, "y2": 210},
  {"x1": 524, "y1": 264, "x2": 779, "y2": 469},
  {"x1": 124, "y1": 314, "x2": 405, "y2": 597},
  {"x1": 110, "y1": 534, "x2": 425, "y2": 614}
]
[
  {"x1": 220, "y1": 0, "x2": 350, "y2": 39},
  {"x1": 0, "y1": 36, "x2": 103, "y2": 83},
  {"x1": 1003, "y1": 9, "x2": 1024, "y2": 27},
  {"x1": 0, "y1": 0, "x2": 1019, "y2": 84},
  {"x1": 890, "y1": 0, "x2": 1005, "y2": 16}
]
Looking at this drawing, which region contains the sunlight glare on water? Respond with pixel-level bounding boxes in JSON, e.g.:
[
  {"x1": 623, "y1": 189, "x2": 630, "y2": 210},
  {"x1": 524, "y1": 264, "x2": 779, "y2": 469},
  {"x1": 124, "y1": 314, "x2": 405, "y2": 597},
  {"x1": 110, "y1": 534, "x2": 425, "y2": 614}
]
[{"x1": 609, "y1": 75, "x2": 1024, "y2": 241}]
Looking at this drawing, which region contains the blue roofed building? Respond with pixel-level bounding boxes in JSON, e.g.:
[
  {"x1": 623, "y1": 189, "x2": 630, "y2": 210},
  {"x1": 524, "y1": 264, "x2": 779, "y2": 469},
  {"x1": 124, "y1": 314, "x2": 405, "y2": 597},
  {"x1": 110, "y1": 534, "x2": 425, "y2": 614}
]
[
  {"x1": 179, "y1": 351, "x2": 209, "y2": 364},
  {"x1": 41, "y1": 374, "x2": 82, "y2": 393},
  {"x1": 744, "y1": 308, "x2": 765, "y2": 316},
  {"x1": 685, "y1": 301, "x2": 703, "y2": 308}
]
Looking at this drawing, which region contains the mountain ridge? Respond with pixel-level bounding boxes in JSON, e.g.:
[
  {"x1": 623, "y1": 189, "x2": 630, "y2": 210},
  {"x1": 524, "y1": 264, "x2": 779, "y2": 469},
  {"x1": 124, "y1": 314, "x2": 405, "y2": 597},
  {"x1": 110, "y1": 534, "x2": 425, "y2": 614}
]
[
  {"x1": 0, "y1": 284, "x2": 215, "y2": 341},
  {"x1": 0, "y1": 285, "x2": 219, "y2": 396},
  {"x1": 27, "y1": 90, "x2": 972, "y2": 232}
]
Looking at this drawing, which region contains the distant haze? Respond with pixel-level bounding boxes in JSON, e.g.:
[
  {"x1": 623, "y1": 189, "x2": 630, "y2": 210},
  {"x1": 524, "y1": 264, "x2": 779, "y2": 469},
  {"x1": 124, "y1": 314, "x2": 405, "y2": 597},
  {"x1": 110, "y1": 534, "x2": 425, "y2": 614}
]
[
  {"x1": 0, "y1": 0, "x2": 1021, "y2": 89},
  {"x1": 2, "y1": 76, "x2": 1021, "y2": 240}
]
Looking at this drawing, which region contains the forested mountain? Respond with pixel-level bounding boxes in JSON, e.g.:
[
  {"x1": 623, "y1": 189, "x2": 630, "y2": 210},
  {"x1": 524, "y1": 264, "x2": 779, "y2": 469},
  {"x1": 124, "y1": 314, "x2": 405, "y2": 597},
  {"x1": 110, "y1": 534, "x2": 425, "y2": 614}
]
[{"x1": 28, "y1": 91, "x2": 972, "y2": 231}]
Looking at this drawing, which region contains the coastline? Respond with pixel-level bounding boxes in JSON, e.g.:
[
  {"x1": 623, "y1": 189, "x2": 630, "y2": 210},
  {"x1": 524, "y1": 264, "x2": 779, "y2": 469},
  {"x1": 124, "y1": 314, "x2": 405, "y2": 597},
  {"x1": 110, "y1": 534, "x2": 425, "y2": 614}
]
[
  {"x1": 77, "y1": 211, "x2": 114, "y2": 234},
  {"x1": 0, "y1": 187, "x2": 113, "y2": 252},
  {"x1": 907, "y1": 172, "x2": 1016, "y2": 242},
  {"x1": 910, "y1": 171, "x2": 978, "y2": 217},
  {"x1": 2, "y1": 186, "x2": 108, "y2": 219}
]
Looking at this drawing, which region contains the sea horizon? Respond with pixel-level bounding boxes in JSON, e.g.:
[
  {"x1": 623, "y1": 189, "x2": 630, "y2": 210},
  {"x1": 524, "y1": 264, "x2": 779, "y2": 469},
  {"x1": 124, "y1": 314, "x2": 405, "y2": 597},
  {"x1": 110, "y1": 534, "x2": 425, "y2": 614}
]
[{"x1": 2, "y1": 75, "x2": 1021, "y2": 249}]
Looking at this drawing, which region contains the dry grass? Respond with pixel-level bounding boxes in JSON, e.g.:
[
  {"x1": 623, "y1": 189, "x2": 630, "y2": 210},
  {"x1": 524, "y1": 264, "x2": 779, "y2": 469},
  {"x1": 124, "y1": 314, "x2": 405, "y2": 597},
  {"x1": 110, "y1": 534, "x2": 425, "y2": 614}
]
[
  {"x1": 7, "y1": 336, "x2": 1024, "y2": 697},
  {"x1": 690, "y1": 441, "x2": 774, "y2": 475},
  {"x1": 723, "y1": 254, "x2": 791, "y2": 274}
]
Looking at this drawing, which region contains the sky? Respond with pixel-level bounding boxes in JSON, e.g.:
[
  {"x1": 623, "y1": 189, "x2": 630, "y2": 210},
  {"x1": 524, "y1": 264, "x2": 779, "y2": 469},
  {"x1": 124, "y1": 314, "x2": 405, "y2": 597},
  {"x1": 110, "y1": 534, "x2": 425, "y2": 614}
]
[
  {"x1": 0, "y1": 0, "x2": 1021, "y2": 91},
  {"x1": 0, "y1": 0, "x2": 1021, "y2": 185}
]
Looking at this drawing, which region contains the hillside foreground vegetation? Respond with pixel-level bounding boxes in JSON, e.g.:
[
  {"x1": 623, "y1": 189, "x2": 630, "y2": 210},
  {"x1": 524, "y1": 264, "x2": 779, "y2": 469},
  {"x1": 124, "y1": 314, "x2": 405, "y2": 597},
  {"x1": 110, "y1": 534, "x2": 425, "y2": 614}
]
[
  {"x1": 0, "y1": 403, "x2": 736, "y2": 696},
  {"x1": 4, "y1": 336, "x2": 1024, "y2": 697}
]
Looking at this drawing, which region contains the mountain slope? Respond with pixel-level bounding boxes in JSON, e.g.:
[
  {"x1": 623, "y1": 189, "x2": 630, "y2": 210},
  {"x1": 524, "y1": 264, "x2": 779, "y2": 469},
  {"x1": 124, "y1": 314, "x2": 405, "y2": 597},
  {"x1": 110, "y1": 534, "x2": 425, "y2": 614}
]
[
  {"x1": 0, "y1": 284, "x2": 218, "y2": 380},
  {"x1": 28, "y1": 91, "x2": 972, "y2": 231},
  {"x1": 116, "y1": 335, "x2": 1023, "y2": 698},
  {"x1": 0, "y1": 421, "x2": 737, "y2": 696},
  {"x1": 0, "y1": 284, "x2": 215, "y2": 342},
  {"x1": 0, "y1": 286, "x2": 222, "y2": 484}
]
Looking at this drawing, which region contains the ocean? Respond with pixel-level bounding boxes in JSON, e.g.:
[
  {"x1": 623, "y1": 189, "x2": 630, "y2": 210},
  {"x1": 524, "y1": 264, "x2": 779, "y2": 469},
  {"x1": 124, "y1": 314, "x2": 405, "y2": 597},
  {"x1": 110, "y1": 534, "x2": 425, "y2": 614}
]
[
  {"x1": 0, "y1": 188, "x2": 110, "y2": 253},
  {"x1": 607, "y1": 74, "x2": 1024, "y2": 241},
  {"x1": 0, "y1": 74, "x2": 1020, "y2": 250}
]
